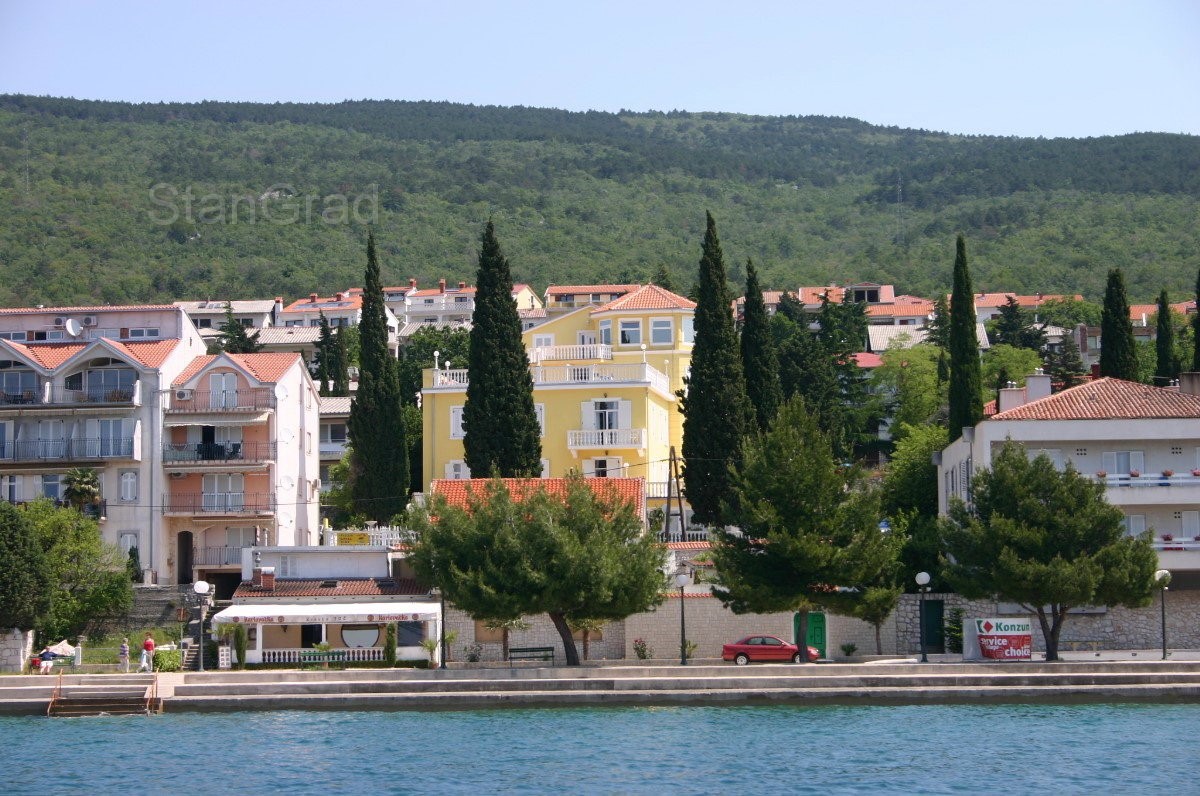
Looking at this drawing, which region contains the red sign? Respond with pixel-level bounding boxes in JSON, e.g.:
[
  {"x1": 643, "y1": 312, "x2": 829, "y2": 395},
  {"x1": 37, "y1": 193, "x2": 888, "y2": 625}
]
[{"x1": 975, "y1": 618, "x2": 1033, "y2": 660}]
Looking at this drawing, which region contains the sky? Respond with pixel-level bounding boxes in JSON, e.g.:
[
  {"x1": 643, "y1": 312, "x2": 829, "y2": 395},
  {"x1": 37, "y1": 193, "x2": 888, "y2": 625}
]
[{"x1": 1, "y1": 1, "x2": 1197, "y2": 139}]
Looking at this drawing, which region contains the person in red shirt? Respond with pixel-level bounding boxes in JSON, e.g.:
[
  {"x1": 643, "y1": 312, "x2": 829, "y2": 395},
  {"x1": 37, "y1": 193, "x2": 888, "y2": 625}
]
[{"x1": 138, "y1": 633, "x2": 156, "y2": 672}]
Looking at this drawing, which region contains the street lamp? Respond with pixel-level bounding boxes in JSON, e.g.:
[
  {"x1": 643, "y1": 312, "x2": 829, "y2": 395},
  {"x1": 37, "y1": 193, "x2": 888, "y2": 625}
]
[
  {"x1": 915, "y1": 572, "x2": 931, "y2": 663},
  {"x1": 193, "y1": 580, "x2": 211, "y2": 673},
  {"x1": 676, "y1": 569, "x2": 690, "y2": 665},
  {"x1": 1155, "y1": 569, "x2": 1171, "y2": 660},
  {"x1": 437, "y1": 588, "x2": 447, "y2": 670}
]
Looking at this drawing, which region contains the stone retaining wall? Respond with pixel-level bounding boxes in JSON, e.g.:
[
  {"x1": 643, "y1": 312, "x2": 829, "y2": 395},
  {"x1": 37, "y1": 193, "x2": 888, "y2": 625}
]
[{"x1": 0, "y1": 628, "x2": 34, "y2": 673}]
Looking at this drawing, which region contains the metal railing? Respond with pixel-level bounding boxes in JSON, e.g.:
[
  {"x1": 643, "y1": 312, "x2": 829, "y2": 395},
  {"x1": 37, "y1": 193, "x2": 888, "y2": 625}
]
[
  {"x1": 46, "y1": 385, "x2": 139, "y2": 406},
  {"x1": 324, "y1": 525, "x2": 416, "y2": 547},
  {"x1": 567, "y1": 428, "x2": 648, "y2": 449},
  {"x1": 162, "y1": 492, "x2": 275, "y2": 514},
  {"x1": 195, "y1": 546, "x2": 251, "y2": 566},
  {"x1": 1096, "y1": 473, "x2": 1200, "y2": 487},
  {"x1": 0, "y1": 438, "x2": 134, "y2": 462},
  {"x1": 166, "y1": 388, "x2": 275, "y2": 412},
  {"x1": 1153, "y1": 537, "x2": 1200, "y2": 551},
  {"x1": 162, "y1": 441, "x2": 276, "y2": 463}
]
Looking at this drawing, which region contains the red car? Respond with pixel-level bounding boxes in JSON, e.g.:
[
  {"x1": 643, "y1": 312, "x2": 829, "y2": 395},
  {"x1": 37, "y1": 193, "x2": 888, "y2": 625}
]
[{"x1": 722, "y1": 634, "x2": 820, "y2": 665}]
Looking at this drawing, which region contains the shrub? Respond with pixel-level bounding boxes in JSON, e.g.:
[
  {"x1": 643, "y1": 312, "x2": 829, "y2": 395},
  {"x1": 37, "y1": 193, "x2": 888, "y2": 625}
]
[
  {"x1": 840, "y1": 642, "x2": 858, "y2": 657},
  {"x1": 945, "y1": 608, "x2": 965, "y2": 654},
  {"x1": 153, "y1": 649, "x2": 182, "y2": 672},
  {"x1": 633, "y1": 638, "x2": 652, "y2": 660},
  {"x1": 383, "y1": 623, "x2": 397, "y2": 667},
  {"x1": 231, "y1": 624, "x2": 248, "y2": 670},
  {"x1": 465, "y1": 643, "x2": 482, "y2": 663}
]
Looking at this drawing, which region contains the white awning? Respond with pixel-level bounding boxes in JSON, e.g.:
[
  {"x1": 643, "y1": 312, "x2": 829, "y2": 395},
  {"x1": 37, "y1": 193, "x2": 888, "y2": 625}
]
[
  {"x1": 164, "y1": 412, "x2": 271, "y2": 427},
  {"x1": 211, "y1": 601, "x2": 439, "y2": 625}
]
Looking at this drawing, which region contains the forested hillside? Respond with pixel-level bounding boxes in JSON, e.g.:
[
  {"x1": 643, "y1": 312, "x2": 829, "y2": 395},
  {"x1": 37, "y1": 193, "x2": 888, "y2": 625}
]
[{"x1": 1, "y1": 95, "x2": 1197, "y2": 307}]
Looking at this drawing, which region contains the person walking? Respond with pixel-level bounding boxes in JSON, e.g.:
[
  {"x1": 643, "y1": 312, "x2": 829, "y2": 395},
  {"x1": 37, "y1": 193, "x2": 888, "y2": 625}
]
[
  {"x1": 118, "y1": 638, "x2": 130, "y2": 673},
  {"x1": 138, "y1": 633, "x2": 155, "y2": 672}
]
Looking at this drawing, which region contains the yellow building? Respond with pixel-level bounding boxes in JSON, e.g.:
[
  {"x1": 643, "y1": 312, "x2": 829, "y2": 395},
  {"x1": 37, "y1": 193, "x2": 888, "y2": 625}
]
[{"x1": 421, "y1": 284, "x2": 694, "y2": 520}]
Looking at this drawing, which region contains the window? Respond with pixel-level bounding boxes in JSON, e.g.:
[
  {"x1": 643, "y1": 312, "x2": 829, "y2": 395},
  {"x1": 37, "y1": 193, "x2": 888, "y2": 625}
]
[
  {"x1": 127, "y1": 327, "x2": 160, "y2": 339},
  {"x1": 119, "y1": 532, "x2": 139, "y2": 555},
  {"x1": 120, "y1": 471, "x2": 138, "y2": 502},
  {"x1": 321, "y1": 423, "x2": 347, "y2": 444},
  {"x1": 445, "y1": 460, "x2": 470, "y2": 480},
  {"x1": 474, "y1": 621, "x2": 505, "y2": 644},
  {"x1": 852, "y1": 288, "x2": 880, "y2": 304},
  {"x1": 650, "y1": 318, "x2": 672, "y2": 345},
  {"x1": 533, "y1": 334, "x2": 554, "y2": 349},
  {"x1": 1027, "y1": 448, "x2": 1063, "y2": 470},
  {"x1": 598, "y1": 321, "x2": 612, "y2": 346},
  {"x1": 681, "y1": 317, "x2": 695, "y2": 343},
  {"x1": 397, "y1": 621, "x2": 425, "y2": 645},
  {"x1": 619, "y1": 320, "x2": 641, "y2": 345},
  {"x1": 306, "y1": 432, "x2": 312, "y2": 455},
  {"x1": 1102, "y1": 451, "x2": 1145, "y2": 475},
  {"x1": 196, "y1": 318, "x2": 212, "y2": 329},
  {"x1": 277, "y1": 555, "x2": 296, "y2": 577},
  {"x1": 588, "y1": 457, "x2": 621, "y2": 477},
  {"x1": 541, "y1": 459, "x2": 550, "y2": 478},
  {"x1": 1122, "y1": 515, "x2": 1146, "y2": 535},
  {"x1": 594, "y1": 400, "x2": 619, "y2": 431},
  {"x1": 1, "y1": 475, "x2": 20, "y2": 502},
  {"x1": 450, "y1": 406, "x2": 464, "y2": 439},
  {"x1": 227, "y1": 527, "x2": 257, "y2": 547},
  {"x1": 41, "y1": 474, "x2": 61, "y2": 500}
]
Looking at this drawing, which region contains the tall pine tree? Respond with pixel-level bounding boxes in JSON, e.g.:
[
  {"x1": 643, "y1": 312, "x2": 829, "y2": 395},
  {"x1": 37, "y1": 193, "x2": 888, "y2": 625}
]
[
  {"x1": 948, "y1": 235, "x2": 983, "y2": 441},
  {"x1": 681, "y1": 212, "x2": 752, "y2": 526},
  {"x1": 347, "y1": 232, "x2": 409, "y2": 521},
  {"x1": 1099, "y1": 268, "x2": 1138, "y2": 381},
  {"x1": 462, "y1": 221, "x2": 542, "y2": 477},
  {"x1": 740, "y1": 260, "x2": 782, "y2": 432},
  {"x1": 315, "y1": 312, "x2": 333, "y2": 396},
  {"x1": 1154, "y1": 289, "x2": 1179, "y2": 386},
  {"x1": 213, "y1": 302, "x2": 263, "y2": 354}
]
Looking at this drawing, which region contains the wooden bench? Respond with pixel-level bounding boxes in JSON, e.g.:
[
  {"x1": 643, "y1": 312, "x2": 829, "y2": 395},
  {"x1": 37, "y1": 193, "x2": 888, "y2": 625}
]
[{"x1": 508, "y1": 646, "x2": 555, "y2": 665}]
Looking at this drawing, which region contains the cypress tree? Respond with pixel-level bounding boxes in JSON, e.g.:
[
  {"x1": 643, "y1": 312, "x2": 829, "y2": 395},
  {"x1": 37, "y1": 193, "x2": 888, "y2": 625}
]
[
  {"x1": 740, "y1": 260, "x2": 782, "y2": 432},
  {"x1": 0, "y1": 502, "x2": 51, "y2": 631},
  {"x1": 315, "y1": 312, "x2": 333, "y2": 396},
  {"x1": 680, "y1": 212, "x2": 753, "y2": 525},
  {"x1": 924, "y1": 294, "x2": 951, "y2": 350},
  {"x1": 214, "y1": 302, "x2": 263, "y2": 354},
  {"x1": 1044, "y1": 333, "x2": 1087, "y2": 391},
  {"x1": 462, "y1": 221, "x2": 542, "y2": 477},
  {"x1": 1154, "y1": 289, "x2": 1179, "y2": 386},
  {"x1": 331, "y1": 331, "x2": 350, "y2": 397},
  {"x1": 347, "y1": 232, "x2": 409, "y2": 521},
  {"x1": 1099, "y1": 268, "x2": 1138, "y2": 380},
  {"x1": 947, "y1": 235, "x2": 983, "y2": 441}
]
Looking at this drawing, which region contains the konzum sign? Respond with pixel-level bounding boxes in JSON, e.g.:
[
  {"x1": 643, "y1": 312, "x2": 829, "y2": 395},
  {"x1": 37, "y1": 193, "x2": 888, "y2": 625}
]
[{"x1": 973, "y1": 617, "x2": 1033, "y2": 661}]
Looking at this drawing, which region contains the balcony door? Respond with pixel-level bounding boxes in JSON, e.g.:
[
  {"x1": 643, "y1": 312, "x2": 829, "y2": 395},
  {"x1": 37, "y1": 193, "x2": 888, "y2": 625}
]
[
  {"x1": 202, "y1": 473, "x2": 244, "y2": 511},
  {"x1": 38, "y1": 419, "x2": 64, "y2": 459},
  {"x1": 210, "y1": 372, "x2": 238, "y2": 409}
]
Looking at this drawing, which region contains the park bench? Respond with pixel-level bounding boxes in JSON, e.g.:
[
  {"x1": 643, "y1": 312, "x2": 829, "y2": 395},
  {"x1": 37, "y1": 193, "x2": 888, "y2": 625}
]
[
  {"x1": 507, "y1": 646, "x2": 555, "y2": 665},
  {"x1": 30, "y1": 655, "x2": 74, "y2": 674},
  {"x1": 299, "y1": 649, "x2": 348, "y2": 666}
]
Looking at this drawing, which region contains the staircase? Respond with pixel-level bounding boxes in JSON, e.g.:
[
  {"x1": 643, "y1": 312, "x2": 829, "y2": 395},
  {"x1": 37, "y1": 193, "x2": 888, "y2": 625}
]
[{"x1": 46, "y1": 674, "x2": 159, "y2": 717}]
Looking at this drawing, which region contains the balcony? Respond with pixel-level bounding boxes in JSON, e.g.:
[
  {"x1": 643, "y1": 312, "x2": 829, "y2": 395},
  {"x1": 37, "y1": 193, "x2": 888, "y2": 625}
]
[
  {"x1": 163, "y1": 441, "x2": 276, "y2": 465},
  {"x1": 0, "y1": 384, "x2": 141, "y2": 409},
  {"x1": 0, "y1": 438, "x2": 135, "y2": 463},
  {"x1": 528, "y1": 344, "x2": 613, "y2": 362},
  {"x1": 162, "y1": 492, "x2": 274, "y2": 515},
  {"x1": 166, "y1": 388, "x2": 275, "y2": 412},
  {"x1": 1096, "y1": 473, "x2": 1200, "y2": 507},
  {"x1": 0, "y1": 497, "x2": 106, "y2": 519},
  {"x1": 431, "y1": 364, "x2": 670, "y2": 394},
  {"x1": 194, "y1": 545, "x2": 251, "y2": 567},
  {"x1": 567, "y1": 428, "x2": 648, "y2": 450}
]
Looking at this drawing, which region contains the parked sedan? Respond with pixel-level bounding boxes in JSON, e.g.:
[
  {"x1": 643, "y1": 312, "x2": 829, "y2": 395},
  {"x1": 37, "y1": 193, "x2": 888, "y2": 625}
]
[{"x1": 722, "y1": 635, "x2": 820, "y2": 665}]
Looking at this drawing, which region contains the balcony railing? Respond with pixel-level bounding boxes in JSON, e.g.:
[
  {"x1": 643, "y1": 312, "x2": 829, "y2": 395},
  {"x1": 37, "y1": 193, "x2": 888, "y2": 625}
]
[
  {"x1": 528, "y1": 344, "x2": 613, "y2": 362},
  {"x1": 162, "y1": 492, "x2": 274, "y2": 514},
  {"x1": 324, "y1": 525, "x2": 416, "y2": 547},
  {"x1": 194, "y1": 546, "x2": 251, "y2": 566},
  {"x1": 0, "y1": 384, "x2": 140, "y2": 407},
  {"x1": 0, "y1": 438, "x2": 135, "y2": 462},
  {"x1": 163, "y1": 441, "x2": 276, "y2": 463},
  {"x1": 1096, "y1": 473, "x2": 1200, "y2": 487},
  {"x1": 261, "y1": 647, "x2": 385, "y2": 664},
  {"x1": 433, "y1": 364, "x2": 670, "y2": 393},
  {"x1": 166, "y1": 388, "x2": 275, "y2": 412},
  {"x1": 567, "y1": 428, "x2": 648, "y2": 449}
]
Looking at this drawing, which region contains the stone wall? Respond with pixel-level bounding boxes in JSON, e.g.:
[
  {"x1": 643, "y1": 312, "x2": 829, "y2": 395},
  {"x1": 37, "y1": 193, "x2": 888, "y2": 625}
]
[
  {"x1": 624, "y1": 595, "x2": 794, "y2": 660},
  {"x1": 0, "y1": 628, "x2": 34, "y2": 673}
]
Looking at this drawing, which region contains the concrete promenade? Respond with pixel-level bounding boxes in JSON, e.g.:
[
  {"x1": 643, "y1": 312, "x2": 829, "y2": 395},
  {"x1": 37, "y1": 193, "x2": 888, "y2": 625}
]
[{"x1": 6, "y1": 653, "x2": 1200, "y2": 715}]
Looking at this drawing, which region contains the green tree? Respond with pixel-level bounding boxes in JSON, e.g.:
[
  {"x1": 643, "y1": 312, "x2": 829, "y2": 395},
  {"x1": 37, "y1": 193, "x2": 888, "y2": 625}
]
[
  {"x1": 982, "y1": 344, "x2": 1045, "y2": 394},
  {"x1": 213, "y1": 302, "x2": 263, "y2": 354},
  {"x1": 872, "y1": 344, "x2": 945, "y2": 437},
  {"x1": 0, "y1": 501, "x2": 52, "y2": 631},
  {"x1": 739, "y1": 260, "x2": 782, "y2": 432},
  {"x1": 347, "y1": 233, "x2": 409, "y2": 522},
  {"x1": 408, "y1": 475, "x2": 667, "y2": 666},
  {"x1": 711, "y1": 398, "x2": 903, "y2": 661},
  {"x1": 1037, "y1": 297, "x2": 1102, "y2": 329},
  {"x1": 941, "y1": 442, "x2": 1157, "y2": 661},
  {"x1": 924, "y1": 294, "x2": 951, "y2": 351},
  {"x1": 1099, "y1": 268, "x2": 1139, "y2": 380},
  {"x1": 397, "y1": 326, "x2": 470, "y2": 407},
  {"x1": 991, "y1": 296, "x2": 1047, "y2": 351},
  {"x1": 680, "y1": 212, "x2": 753, "y2": 525},
  {"x1": 314, "y1": 312, "x2": 333, "y2": 395},
  {"x1": 331, "y1": 329, "x2": 351, "y2": 397},
  {"x1": 650, "y1": 263, "x2": 676, "y2": 292},
  {"x1": 948, "y1": 235, "x2": 983, "y2": 440},
  {"x1": 463, "y1": 221, "x2": 542, "y2": 477},
  {"x1": 881, "y1": 424, "x2": 948, "y2": 590},
  {"x1": 1043, "y1": 333, "x2": 1088, "y2": 391},
  {"x1": 126, "y1": 546, "x2": 141, "y2": 583},
  {"x1": 21, "y1": 499, "x2": 132, "y2": 639},
  {"x1": 1154, "y1": 290, "x2": 1180, "y2": 386},
  {"x1": 62, "y1": 467, "x2": 101, "y2": 511}
]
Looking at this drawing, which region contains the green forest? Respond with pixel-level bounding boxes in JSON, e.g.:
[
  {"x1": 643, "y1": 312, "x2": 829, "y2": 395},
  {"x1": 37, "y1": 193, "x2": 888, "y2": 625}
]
[{"x1": 1, "y1": 95, "x2": 1197, "y2": 307}]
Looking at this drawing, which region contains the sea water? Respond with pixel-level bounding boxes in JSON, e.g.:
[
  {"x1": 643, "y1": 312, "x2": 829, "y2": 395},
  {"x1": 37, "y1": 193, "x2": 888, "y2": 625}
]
[{"x1": 2, "y1": 702, "x2": 1195, "y2": 794}]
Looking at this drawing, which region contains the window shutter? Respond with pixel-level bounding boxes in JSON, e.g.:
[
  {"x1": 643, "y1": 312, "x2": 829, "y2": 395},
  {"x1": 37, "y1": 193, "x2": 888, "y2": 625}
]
[
  {"x1": 1126, "y1": 514, "x2": 1146, "y2": 534},
  {"x1": 581, "y1": 401, "x2": 596, "y2": 430},
  {"x1": 618, "y1": 400, "x2": 632, "y2": 430},
  {"x1": 1182, "y1": 511, "x2": 1200, "y2": 536},
  {"x1": 1102, "y1": 452, "x2": 1117, "y2": 473},
  {"x1": 1130, "y1": 451, "x2": 1145, "y2": 473},
  {"x1": 582, "y1": 459, "x2": 595, "y2": 476},
  {"x1": 450, "y1": 406, "x2": 464, "y2": 438}
]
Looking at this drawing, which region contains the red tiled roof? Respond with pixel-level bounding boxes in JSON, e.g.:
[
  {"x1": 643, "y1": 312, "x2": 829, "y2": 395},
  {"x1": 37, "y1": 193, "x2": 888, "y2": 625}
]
[
  {"x1": 990, "y1": 378, "x2": 1200, "y2": 421},
  {"x1": 174, "y1": 352, "x2": 301, "y2": 386},
  {"x1": 0, "y1": 304, "x2": 178, "y2": 315},
  {"x1": 852, "y1": 352, "x2": 883, "y2": 369},
  {"x1": 798, "y1": 286, "x2": 844, "y2": 305},
  {"x1": 408, "y1": 286, "x2": 477, "y2": 298},
  {"x1": 983, "y1": 399, "x2": 998, "y2": 417},
  {"x1": 280, "y1": 293, "x2": 363, "y2": 313},
  {"x1": 431, "y1": 477, "x2": 646, "y2": 519},
  {"x1": 732, "y1": 290, "x2": 786, "y2": 309},
  {"x1": 108, "y1": 339, "x2": 181, "y2": 368},
  {"x1": 545, "y1": 284, "x2": 641, "y2": 297},
  {"x1": 3, "y1": 341, "x2": 87, "y2": 369},
  {"x1": 233, "y1": 577, "x2": 425, "y2": 598},
  {"x1": 0, "y1": 339, "x2": 182, "y2": 371},
  {"x1": 971, "y1": 293, "x2": 1081, "y2": 308},
  {"x1": 865, "y1": 301, "x2": 933, "y2": 317},
  {"x1": 1129, "y1": 302, "x2": 1189, "y2": 321},
  {"x1": 592, "y1": 285, "x2": 696, "y2": 313}
]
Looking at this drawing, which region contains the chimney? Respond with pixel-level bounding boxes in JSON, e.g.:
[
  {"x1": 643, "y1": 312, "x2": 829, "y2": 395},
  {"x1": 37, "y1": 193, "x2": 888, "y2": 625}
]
[
  {"x1": 253, "y1": 566, "x2": 276, "y2": 591},
  {"x1": 997, "y1": 383, "x2": 1027, "y2": 413},
  {"x1": 273, "y1": 297, "x2": 283, "y2": 325},
  {"x1": 309, "y1": 293, "x2": 319, "y2": 303},
  {"x1": 409, "y1": 278, "x2": 417, "y2": 289},
  {"x1": 458, "y1": 281, "x2": 466, "y2": 289},
  {"x1": 1025, "y1": 369, "x2": 1052, "y2": 401},
  {"x1": 1179, "y1": 372, "x2": 1200, "y2": 397},
  {"x1": 439, "y1": 278, "x2": 446, "y2": 294}
]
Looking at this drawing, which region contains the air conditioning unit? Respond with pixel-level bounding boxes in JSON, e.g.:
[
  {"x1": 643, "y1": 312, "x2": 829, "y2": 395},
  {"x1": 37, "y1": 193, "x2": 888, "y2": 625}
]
[
  {"x1": 82, "y1": 315, "x2": 98, "y2": 327},
  {"x1": 53, "y1": 316, "x2": 67, "y2": 327},
  {"x1": 169, "y1": 472, "x2": 185, "y2": 479},
  {"x1": 175, "y1": 388, "x2": 194, "y2": 401}
]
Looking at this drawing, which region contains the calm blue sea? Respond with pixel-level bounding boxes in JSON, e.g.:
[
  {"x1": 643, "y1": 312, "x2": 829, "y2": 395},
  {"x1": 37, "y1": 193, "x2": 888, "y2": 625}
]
[{"x1": 2, "y1": 703, "x2": 1196, "y2": 794}]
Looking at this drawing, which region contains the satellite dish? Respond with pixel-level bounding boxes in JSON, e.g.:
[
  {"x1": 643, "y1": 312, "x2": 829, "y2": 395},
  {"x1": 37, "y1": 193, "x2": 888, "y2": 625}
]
[{"x1": 64, "y1": 318, "x2": 82, "y2": 337}]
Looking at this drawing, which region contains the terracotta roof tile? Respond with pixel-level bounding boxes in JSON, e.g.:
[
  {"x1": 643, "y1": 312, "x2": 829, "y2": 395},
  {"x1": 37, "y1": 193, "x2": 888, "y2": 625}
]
[
  {"x1": 991, "y1": 378, "x2": 1200, "y2": 421},
  {"x1": 545, "y1": 284, "x2": 641, "y2": 297},
  {"x1": 280, "y1": 294, "x2": 363, "y2": 313},
  {"x1": 234, "y1": 577, "x2": 425, "y2": 598},
  {"x1": 1129, "y1": 302, "x2": 1189, "y2": 322},
  {"x1": 798, "y1": 286, "x2": 844, "y2": 305},
  {"x1": 431, "y1": 477, "x2": 646, "y2": 519},
  {"x1": 591, "y1": 285, "x2": 696, "y2": 313},
  {"x1": 852, "y1": 352, "x2": 883, "y2": 369},
  {"x1": 5, "y1": 342, "x2": 88, "y2": 369},
  {"x1": 866, "y1": 301, "x2": 933, "y2": 317},
  {"x1": 971, "y1": 293, "x2": 1081, "y2": 308},
  {"x1": 173, "y1": 352, "x2": 301, "y2": 386},
  {"x1": 107, "y1": 339, "x2": 181, "y2": 368}
]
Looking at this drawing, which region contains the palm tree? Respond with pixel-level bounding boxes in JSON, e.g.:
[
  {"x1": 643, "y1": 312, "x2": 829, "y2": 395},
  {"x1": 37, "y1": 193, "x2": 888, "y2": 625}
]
[{"x1": 62, "y1": 467, "x2": 101, "y2": 511}]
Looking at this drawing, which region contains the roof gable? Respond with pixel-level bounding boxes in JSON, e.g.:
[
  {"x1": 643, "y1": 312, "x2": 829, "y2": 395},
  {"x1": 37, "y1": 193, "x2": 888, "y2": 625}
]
[
  {"x1": 174, "y1": 352, "x2": 302, "y2": 386},
  {"x1": 591, "y1": 284, "x2": 696, "y2": 313},
  {"x1": 991, "y1": 378, "x2": 1200, "y2": 421}
]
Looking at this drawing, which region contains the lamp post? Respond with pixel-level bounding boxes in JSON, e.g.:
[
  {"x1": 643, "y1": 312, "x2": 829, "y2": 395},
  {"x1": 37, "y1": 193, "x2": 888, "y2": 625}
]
[
  {"x1": 1155, "y1": 569, "x2": 1171, "y2": 660},
  {"x1": 438, "y1": 588, "x2": 447, "y2": 670},
  {"x1": 676, "y1": 569, "x2": 690, "y2": 665},
  {"x1": 193, "y1": 580, "x2": 210, "y2": 673},
  {"x1": 915, "y1": 572, "x2": 931, "y2": 663}
]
